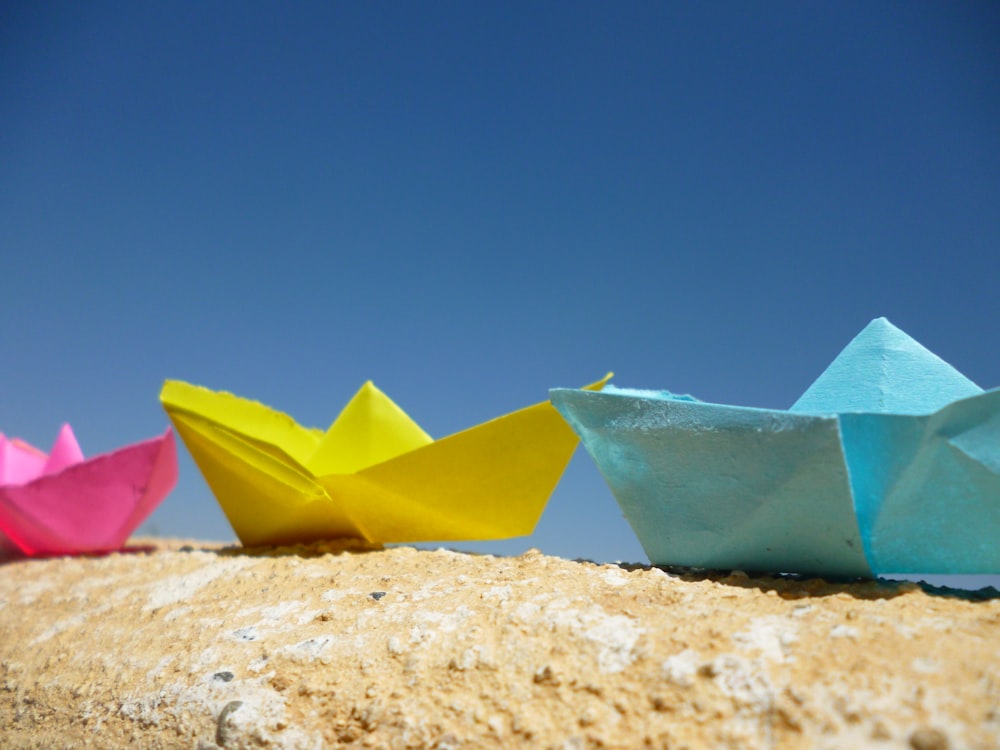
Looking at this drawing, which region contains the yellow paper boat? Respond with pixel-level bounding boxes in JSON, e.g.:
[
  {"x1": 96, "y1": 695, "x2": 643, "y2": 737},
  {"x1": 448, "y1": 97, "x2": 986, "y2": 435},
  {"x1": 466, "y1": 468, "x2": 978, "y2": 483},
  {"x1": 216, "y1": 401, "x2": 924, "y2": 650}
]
[{"x1": 160, "y1": 376, "x2": 610, "y2": 547}]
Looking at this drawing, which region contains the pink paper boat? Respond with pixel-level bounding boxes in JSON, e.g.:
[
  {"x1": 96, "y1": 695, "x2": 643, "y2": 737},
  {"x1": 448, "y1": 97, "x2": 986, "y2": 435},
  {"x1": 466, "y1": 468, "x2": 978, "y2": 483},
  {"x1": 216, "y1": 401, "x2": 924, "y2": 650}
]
[{"x1": 0, "y1": 425, "x2": 178, "y2": 557}]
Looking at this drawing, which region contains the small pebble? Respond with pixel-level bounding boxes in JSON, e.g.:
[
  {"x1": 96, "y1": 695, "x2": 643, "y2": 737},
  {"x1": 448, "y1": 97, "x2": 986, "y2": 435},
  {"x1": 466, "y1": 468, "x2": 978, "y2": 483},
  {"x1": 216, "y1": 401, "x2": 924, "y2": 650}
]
[
  {"x1": 231, "y1": 627, "x2": 257, "y2": 642},
  {"x1": 216, "y1": 700, "x2": 243, "y2": 746},
  {"x1": 910, "y1": 727, "x2": 949, "y2": 750},
  {"x1": 212, "y1": 671, "x2": 234, "y2": 683},
  {"x1": 369, "y1": 591, "x2": 387, "y2": 601}
]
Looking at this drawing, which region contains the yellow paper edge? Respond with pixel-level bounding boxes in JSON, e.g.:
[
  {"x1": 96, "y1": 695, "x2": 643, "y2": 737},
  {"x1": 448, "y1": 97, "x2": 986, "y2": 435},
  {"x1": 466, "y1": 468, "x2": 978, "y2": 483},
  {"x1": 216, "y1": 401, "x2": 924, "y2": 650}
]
[{"x1": 160, "y1": 380, "x2": 323, "y2": 468}]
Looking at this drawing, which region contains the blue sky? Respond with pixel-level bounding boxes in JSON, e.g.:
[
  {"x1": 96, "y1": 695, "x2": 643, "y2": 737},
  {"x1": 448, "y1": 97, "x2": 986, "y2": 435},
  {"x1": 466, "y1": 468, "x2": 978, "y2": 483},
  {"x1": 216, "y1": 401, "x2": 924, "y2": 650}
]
[{"x1": 2, "y1": 2, "x2": 998, "y2": 573}]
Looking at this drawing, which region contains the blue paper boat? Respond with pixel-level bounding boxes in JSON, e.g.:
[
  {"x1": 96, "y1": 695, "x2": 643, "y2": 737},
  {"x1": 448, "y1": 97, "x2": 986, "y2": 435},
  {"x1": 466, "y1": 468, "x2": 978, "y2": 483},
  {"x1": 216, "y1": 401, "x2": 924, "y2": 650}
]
[{"x1": 551, "y1": 318, "x2": 1000, "y2": 577}]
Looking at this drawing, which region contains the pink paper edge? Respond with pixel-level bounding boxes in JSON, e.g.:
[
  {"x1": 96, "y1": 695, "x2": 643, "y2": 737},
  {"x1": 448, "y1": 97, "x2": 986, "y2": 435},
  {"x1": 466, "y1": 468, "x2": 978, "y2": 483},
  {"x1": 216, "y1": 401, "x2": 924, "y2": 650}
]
[{"x1": 0, "y1": 434, "x2": 49, "y2": 486}]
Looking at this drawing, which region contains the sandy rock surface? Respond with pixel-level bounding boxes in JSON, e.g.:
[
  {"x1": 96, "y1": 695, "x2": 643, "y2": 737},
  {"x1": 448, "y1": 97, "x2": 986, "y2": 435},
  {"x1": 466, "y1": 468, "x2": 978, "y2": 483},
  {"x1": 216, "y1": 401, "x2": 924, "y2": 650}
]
[{"x1": 0, "y1": 539, "x2": 998, "y2": 749}]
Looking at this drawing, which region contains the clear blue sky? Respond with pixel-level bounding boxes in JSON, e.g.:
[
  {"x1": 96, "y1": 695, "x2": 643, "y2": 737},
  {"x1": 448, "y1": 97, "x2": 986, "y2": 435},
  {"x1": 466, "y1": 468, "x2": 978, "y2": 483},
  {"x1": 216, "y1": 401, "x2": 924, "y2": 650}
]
[{"x1": 2, "y1": 3, "x2": 998, "y2": 572}]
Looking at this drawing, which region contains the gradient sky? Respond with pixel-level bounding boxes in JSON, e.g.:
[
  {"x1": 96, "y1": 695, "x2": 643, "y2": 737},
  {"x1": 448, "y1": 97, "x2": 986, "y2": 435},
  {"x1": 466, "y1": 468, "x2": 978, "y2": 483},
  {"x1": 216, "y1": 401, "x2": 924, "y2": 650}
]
[{"x1": 2, "y1": 3, "x2": 998, "y2": 578}]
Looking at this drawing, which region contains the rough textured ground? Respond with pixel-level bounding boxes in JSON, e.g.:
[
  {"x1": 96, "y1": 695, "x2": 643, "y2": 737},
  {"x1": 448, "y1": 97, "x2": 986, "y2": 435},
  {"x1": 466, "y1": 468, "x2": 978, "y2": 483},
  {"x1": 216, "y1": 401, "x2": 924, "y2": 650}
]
[{"x1": 0, "y1": 539, "x2": 998, "y2": 749}]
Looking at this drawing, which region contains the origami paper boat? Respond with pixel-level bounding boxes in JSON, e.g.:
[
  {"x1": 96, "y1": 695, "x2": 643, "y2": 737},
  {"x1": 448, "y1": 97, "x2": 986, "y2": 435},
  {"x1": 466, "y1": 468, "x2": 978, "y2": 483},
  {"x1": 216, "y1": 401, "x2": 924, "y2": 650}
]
[
  {"x1": 161, "y1": 376, "x2": 610, "y2": 547},
  {"x1": 551, "y1": 319, "x2": 1000, "y2": 577},
  {"x1": 0, "y1": 425, "x2": 178, "y2": 557}
]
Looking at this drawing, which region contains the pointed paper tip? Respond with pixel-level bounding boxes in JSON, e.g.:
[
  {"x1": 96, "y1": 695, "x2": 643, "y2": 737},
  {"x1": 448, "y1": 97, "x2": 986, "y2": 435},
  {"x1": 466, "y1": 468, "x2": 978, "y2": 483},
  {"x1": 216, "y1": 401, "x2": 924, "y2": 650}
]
[
  {"x1": 342, "y1": 381, "x2": 382, "y2": 412},
  {"x1": 857, "y1": 316, "x2": 906, "y2": 343},
  {"x1": 791, "y1": 317, "x2": 982, "y2": 414},
  {"x1": 583, "y1": 372, "x2": 614, "y2": 392},
  {"x1": 44, "y1": 423, "x2": 85, "y2": 475},
  {"x1": 309, "y1": 381, "x2": 431, "y2": 475}
]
